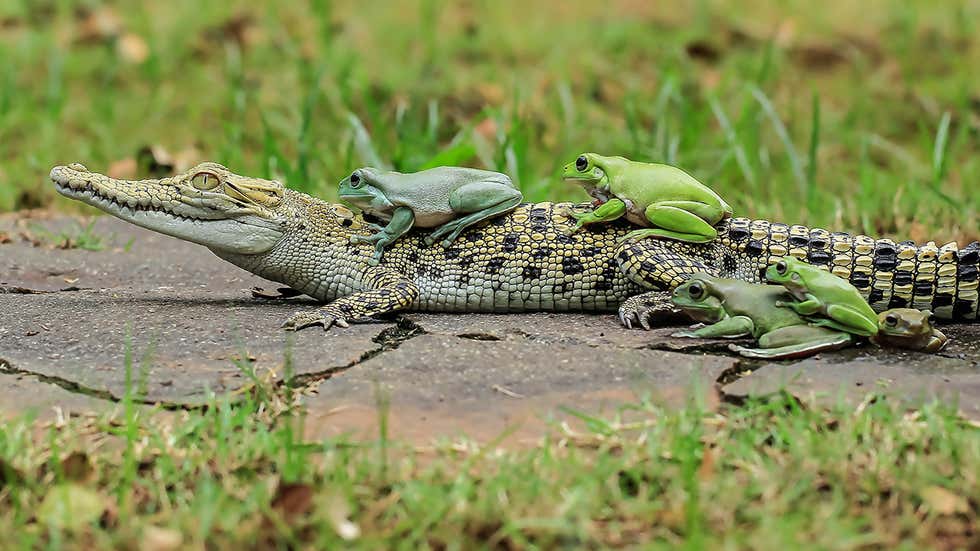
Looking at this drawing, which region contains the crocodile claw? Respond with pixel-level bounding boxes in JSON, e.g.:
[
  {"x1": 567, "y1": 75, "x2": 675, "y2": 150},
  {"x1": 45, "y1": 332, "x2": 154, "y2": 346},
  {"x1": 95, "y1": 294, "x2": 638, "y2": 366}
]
[
  {"x1": 281, "y1": 308, "x2": 351, "y2": 331},
  {"x1": 617, "y1": 291, "x2": 683, "y2": 330}
]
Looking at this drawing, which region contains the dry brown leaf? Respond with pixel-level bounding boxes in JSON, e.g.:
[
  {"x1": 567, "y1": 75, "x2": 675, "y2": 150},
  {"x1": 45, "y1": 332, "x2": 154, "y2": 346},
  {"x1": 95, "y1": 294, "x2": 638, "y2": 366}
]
[
  {"x1": 699, "y1": 69, "x2": 722, "y2": 91},
  {"x1": 323, "y1": 492, "x2": 360, "y2": 541},
  {"x1": 140, "y1": 526, "x2": 183, "y2": 551},
  {"x1": 791, "y1": 43, "x2": 848, "y2": 70},
  {"x1": 907, "y1": 222, "x2": 928, "y2": 244},
  {"x1": 107, "y1": 158, "x2": 138, "y2": 179},
  {"x1": 172, "y1": 147, "x2": 203, "y2": 173},
  {"x1": 212, "y1": 14, "x2": 259, "y2": 49},
  {"x1": 697, "y1": 447, "x2": 717, "y2": 482},
  {"x1": 75, "y1": 7, "x2": 122, "y2": 43},
  {"x1": 272, "y1": 482, "x2": 315, "y2": 519},
  {"x1": 474, "y1": 118, "x2": 498, "y2": 140},
  {"x1": 920, "y1": 486, "x2": 970, "y2": 515},
  {"x1": 0, "y1": 231, "x2": 11, "y2": 244},
  {"x1": 475, "y1": 83, "x2": 505, "y2": 104},
  {"x1": 774, "y1": 18, "x2": 797, "y2": 48},
  {"x1": 137, "y1": 146, "x2": 175, "y2": 177},
  {"x1": 60, "y1": 451, "x2": 94, "y2": 482},
  {"x1": 117, "y1": 32, "x2": 149, "y2": 64},
  {"x1": 685, "y1": 40, "x2": 720, "y2": 63}
]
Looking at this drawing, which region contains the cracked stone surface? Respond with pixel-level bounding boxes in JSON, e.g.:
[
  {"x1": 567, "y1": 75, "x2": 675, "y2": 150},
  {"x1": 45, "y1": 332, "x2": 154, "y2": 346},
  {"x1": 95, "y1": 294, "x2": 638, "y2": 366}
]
[
  {"x1": 2, "y1": 214, "x2": 980, "y2": 440},
  {"x1": 0, "y1": 371, "x2": 114, "y2": 421}
]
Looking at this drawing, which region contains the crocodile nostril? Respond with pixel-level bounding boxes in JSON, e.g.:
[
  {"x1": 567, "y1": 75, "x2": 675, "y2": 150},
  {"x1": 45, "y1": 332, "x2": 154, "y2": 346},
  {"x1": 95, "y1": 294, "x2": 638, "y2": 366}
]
[{"x1": 67, "y1": 163, "x2": 89, "y2": 172}]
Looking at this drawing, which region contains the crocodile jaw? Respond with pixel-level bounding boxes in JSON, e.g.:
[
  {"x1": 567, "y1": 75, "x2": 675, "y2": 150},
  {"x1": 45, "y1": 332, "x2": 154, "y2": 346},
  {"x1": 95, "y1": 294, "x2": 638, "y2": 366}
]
[{"x1": 50, "y1": 166, "x2": 284, "y2": 254}]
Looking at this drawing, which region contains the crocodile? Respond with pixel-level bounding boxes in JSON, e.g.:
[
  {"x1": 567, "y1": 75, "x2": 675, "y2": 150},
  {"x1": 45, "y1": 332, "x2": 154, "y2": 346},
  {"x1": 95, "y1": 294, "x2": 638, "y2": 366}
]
[{"x1": 50, "y1": 162, "x2": 980, "y2": 330}]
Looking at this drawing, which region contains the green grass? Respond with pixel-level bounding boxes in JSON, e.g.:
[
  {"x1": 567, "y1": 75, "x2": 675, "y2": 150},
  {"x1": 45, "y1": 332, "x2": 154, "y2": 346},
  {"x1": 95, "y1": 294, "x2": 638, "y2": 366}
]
[
  {"x1": 0, "y1": 377, "x2": 977, "y2": 549},
  {"x1": 0, "y1": 0, "x2": 978, "y2": 241}
]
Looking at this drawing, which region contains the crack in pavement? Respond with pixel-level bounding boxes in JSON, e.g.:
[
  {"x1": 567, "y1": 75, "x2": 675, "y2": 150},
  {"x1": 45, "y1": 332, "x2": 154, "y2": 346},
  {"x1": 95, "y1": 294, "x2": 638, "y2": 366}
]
[
  {"x1": 290, "y1": 317, "x2": 427, "y2": 386},
  {"x1": 0, "y1": 285, "x2": 89, "y2": 294},
  {"x1": 0, "y1": 356, "x2": 204, "y2": 411}
]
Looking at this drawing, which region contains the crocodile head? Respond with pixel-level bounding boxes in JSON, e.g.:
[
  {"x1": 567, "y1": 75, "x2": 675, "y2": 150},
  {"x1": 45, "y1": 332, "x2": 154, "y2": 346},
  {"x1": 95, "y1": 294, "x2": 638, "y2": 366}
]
[{"x1": 50, "y1": 162, "x2": 288, "y2": 254}]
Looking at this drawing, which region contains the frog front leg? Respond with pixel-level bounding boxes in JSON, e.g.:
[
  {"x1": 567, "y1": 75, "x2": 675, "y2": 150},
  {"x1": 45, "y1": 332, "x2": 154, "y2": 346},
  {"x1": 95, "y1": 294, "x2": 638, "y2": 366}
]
[
  {"x1": 621, "y1": 201, "x2": 727, "y2": 244},
  {"x1": 424, "y1": 182, "x2": 524, "y2": 247},
  {"x1": 565, "y1": 198, "x2": 627, "y2": 234},
  {"x1": 730, "y1": 326, "x2": 854, "y2": 360},
  {"x1": 672, "y1": 315, "x2": 755, "y2": 339},
  {"x1": 349, "y1": 206, "x2": 415, "y2": 266}
]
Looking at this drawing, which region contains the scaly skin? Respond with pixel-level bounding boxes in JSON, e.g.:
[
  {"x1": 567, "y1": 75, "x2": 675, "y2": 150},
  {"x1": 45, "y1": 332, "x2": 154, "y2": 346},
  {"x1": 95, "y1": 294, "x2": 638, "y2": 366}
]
[{"x1": 50, "y1": 163, "x2": 980, "y2": 331}]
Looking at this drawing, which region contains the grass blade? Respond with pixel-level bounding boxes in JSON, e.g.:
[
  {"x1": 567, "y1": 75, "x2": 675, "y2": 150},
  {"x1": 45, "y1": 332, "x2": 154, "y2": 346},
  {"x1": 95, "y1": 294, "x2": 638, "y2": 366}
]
[
  {"x1": 751, "y1": 85, "x2": 806, "y2": 196},
  {"x1": 708, "y1": 96, "x2": 756, "y2": 187}
]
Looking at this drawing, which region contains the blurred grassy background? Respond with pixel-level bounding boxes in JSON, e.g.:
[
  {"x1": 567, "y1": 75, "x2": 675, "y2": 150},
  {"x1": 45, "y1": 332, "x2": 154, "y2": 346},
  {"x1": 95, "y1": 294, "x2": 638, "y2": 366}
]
[{"x1": 0, "y1": 0, "x2": 977, "y2": 240}]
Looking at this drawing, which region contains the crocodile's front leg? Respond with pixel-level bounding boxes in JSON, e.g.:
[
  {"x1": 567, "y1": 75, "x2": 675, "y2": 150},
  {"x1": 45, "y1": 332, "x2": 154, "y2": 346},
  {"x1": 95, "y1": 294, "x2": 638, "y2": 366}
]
[
  {"x1": 615, "y1": 239, "x2": 725, "y2": 329},
  {"x1": 281, "y1": 267, "x2": 419, "y2": 331}
]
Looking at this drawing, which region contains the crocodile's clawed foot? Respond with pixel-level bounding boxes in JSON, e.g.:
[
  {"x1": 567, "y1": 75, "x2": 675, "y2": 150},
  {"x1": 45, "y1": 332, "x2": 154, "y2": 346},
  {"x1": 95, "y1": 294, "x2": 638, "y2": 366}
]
[
  {"x1": 281, "y1": 307, "x2": 351, "y2": 332},
  {"x1": 618, "y1": 291, "x2": 684, "y2": 330},
  {"x1": 251, "y1": 287, "x2": 304, "y2": 300}
]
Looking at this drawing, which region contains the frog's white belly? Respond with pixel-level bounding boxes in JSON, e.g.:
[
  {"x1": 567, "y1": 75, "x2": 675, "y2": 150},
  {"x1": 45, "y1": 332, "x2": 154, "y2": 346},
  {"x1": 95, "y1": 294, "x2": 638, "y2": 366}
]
[{"x1": 412, "y1": 207, "x2": 456, "y2": 227}]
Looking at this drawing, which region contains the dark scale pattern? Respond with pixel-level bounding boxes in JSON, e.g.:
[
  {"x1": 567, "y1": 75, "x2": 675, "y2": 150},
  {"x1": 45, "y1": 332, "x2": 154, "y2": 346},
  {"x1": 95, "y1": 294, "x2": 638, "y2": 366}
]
[{"x1": 184, "y1": 183, "x2": 979, "y2": 321}]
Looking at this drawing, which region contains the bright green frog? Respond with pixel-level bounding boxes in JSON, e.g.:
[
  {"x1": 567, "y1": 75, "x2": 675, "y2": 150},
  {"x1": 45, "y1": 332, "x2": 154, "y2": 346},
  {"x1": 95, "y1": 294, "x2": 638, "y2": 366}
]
[
  {"x1": 561, "y1": 153, "x2": 733, "y2": 243},
  {"x1": 872, "y1": 308, "x2": 948, "y2": 352},
  {"x1": 670, "y1": 274, "x2": 854, "y2": 359},
  {"x1": 339, "y1": 166, "x2": 522, "y2": 265},
  {"x1": 766, "y1": 257, "x2": 880, "y2": 337}
]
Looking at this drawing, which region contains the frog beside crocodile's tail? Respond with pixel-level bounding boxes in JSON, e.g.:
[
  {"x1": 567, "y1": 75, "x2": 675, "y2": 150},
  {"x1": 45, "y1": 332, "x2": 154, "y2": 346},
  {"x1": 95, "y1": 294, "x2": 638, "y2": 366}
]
[{"x1": 617, "y1": 217, "x2": 980, "y2": 321}]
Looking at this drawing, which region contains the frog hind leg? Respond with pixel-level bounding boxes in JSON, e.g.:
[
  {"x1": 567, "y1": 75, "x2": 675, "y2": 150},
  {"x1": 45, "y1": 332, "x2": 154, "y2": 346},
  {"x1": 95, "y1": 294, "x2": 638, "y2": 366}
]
[
  {"x1": 731, "y1": 326, "x2": 854, "y2": 360},
  {"x1": 424, "y1": 182, "x2": 523, "y2": 247},
  {"x1": 620, "y1": 202, "x2": 724, "y2": 244},
  {"x1": 671, "y1": 315, "x2": 754, "y2": 339},
  {"x1": 809, "y1": 304, "x2": 879, "y2": 337}
]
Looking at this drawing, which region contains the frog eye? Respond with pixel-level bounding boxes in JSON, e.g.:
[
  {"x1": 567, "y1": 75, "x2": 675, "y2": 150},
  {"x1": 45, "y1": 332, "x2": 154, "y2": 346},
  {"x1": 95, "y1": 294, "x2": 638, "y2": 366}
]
[
  {"x1": 575, "y1": 155, "x2": 588, "y2": 172},
  {"x1": 191, "y1": 171, "x2": 220, "y2": 191},
  {"x1": 775, "y1": 260, "x2": 788, "y2": 275},
  {"x1": 349, "y1": 171, "x2": 362, "y2": 188},
  {"x1": 884, "y1": 314, "x2": 898, "y2": 327},
  {"x1": 688, "y1": 282, "x2": 704, "y2": 299},
  {"x1": 926, "y1": 312, "x2": 936, "y2": 324}
]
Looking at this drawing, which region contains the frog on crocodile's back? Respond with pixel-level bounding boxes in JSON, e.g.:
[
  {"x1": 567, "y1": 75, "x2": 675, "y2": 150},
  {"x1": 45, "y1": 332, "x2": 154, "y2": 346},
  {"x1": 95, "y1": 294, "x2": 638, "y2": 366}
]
[
  {"x1": 670, "y1": 274, "x2": 854, "y2": 360},
  {"x1": 561, "y1": 153, "x2": 732, "y2": 244},
  {"x1": 339, "y1": 166, "x2": 522, "y2": 265}
]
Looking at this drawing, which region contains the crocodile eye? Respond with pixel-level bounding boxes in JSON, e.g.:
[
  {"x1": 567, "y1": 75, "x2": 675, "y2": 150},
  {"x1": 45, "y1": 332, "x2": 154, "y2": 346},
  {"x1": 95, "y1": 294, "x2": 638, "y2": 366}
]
[
  {"x1": 885, "y1": 314, "x2": 898, "y2": 327},
  {"x1": 775, "y1": 260, "x2": 787, "y2": 275},
  {"x1": 191, "y1": 171, "x2": 220, "y2": 191},
  {"x1": 349, "y1": 171, "x2": 362, "y2": 188},
  {"x1": 688, "y1": 282, "x2": 704, "y2": 299},
  {"x1": 575, "y1": 155, "x2": 588, "y2": 171}
]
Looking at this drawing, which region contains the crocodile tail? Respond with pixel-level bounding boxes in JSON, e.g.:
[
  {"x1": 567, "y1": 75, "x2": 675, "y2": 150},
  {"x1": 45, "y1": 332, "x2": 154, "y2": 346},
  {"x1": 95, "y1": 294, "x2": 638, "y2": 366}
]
[
  {"x1": 948, "y1": 241, "x2": 979, "y2": 320},
  {"x1": 715, "y1": 218, "x2": 979, "y2": 321}
]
